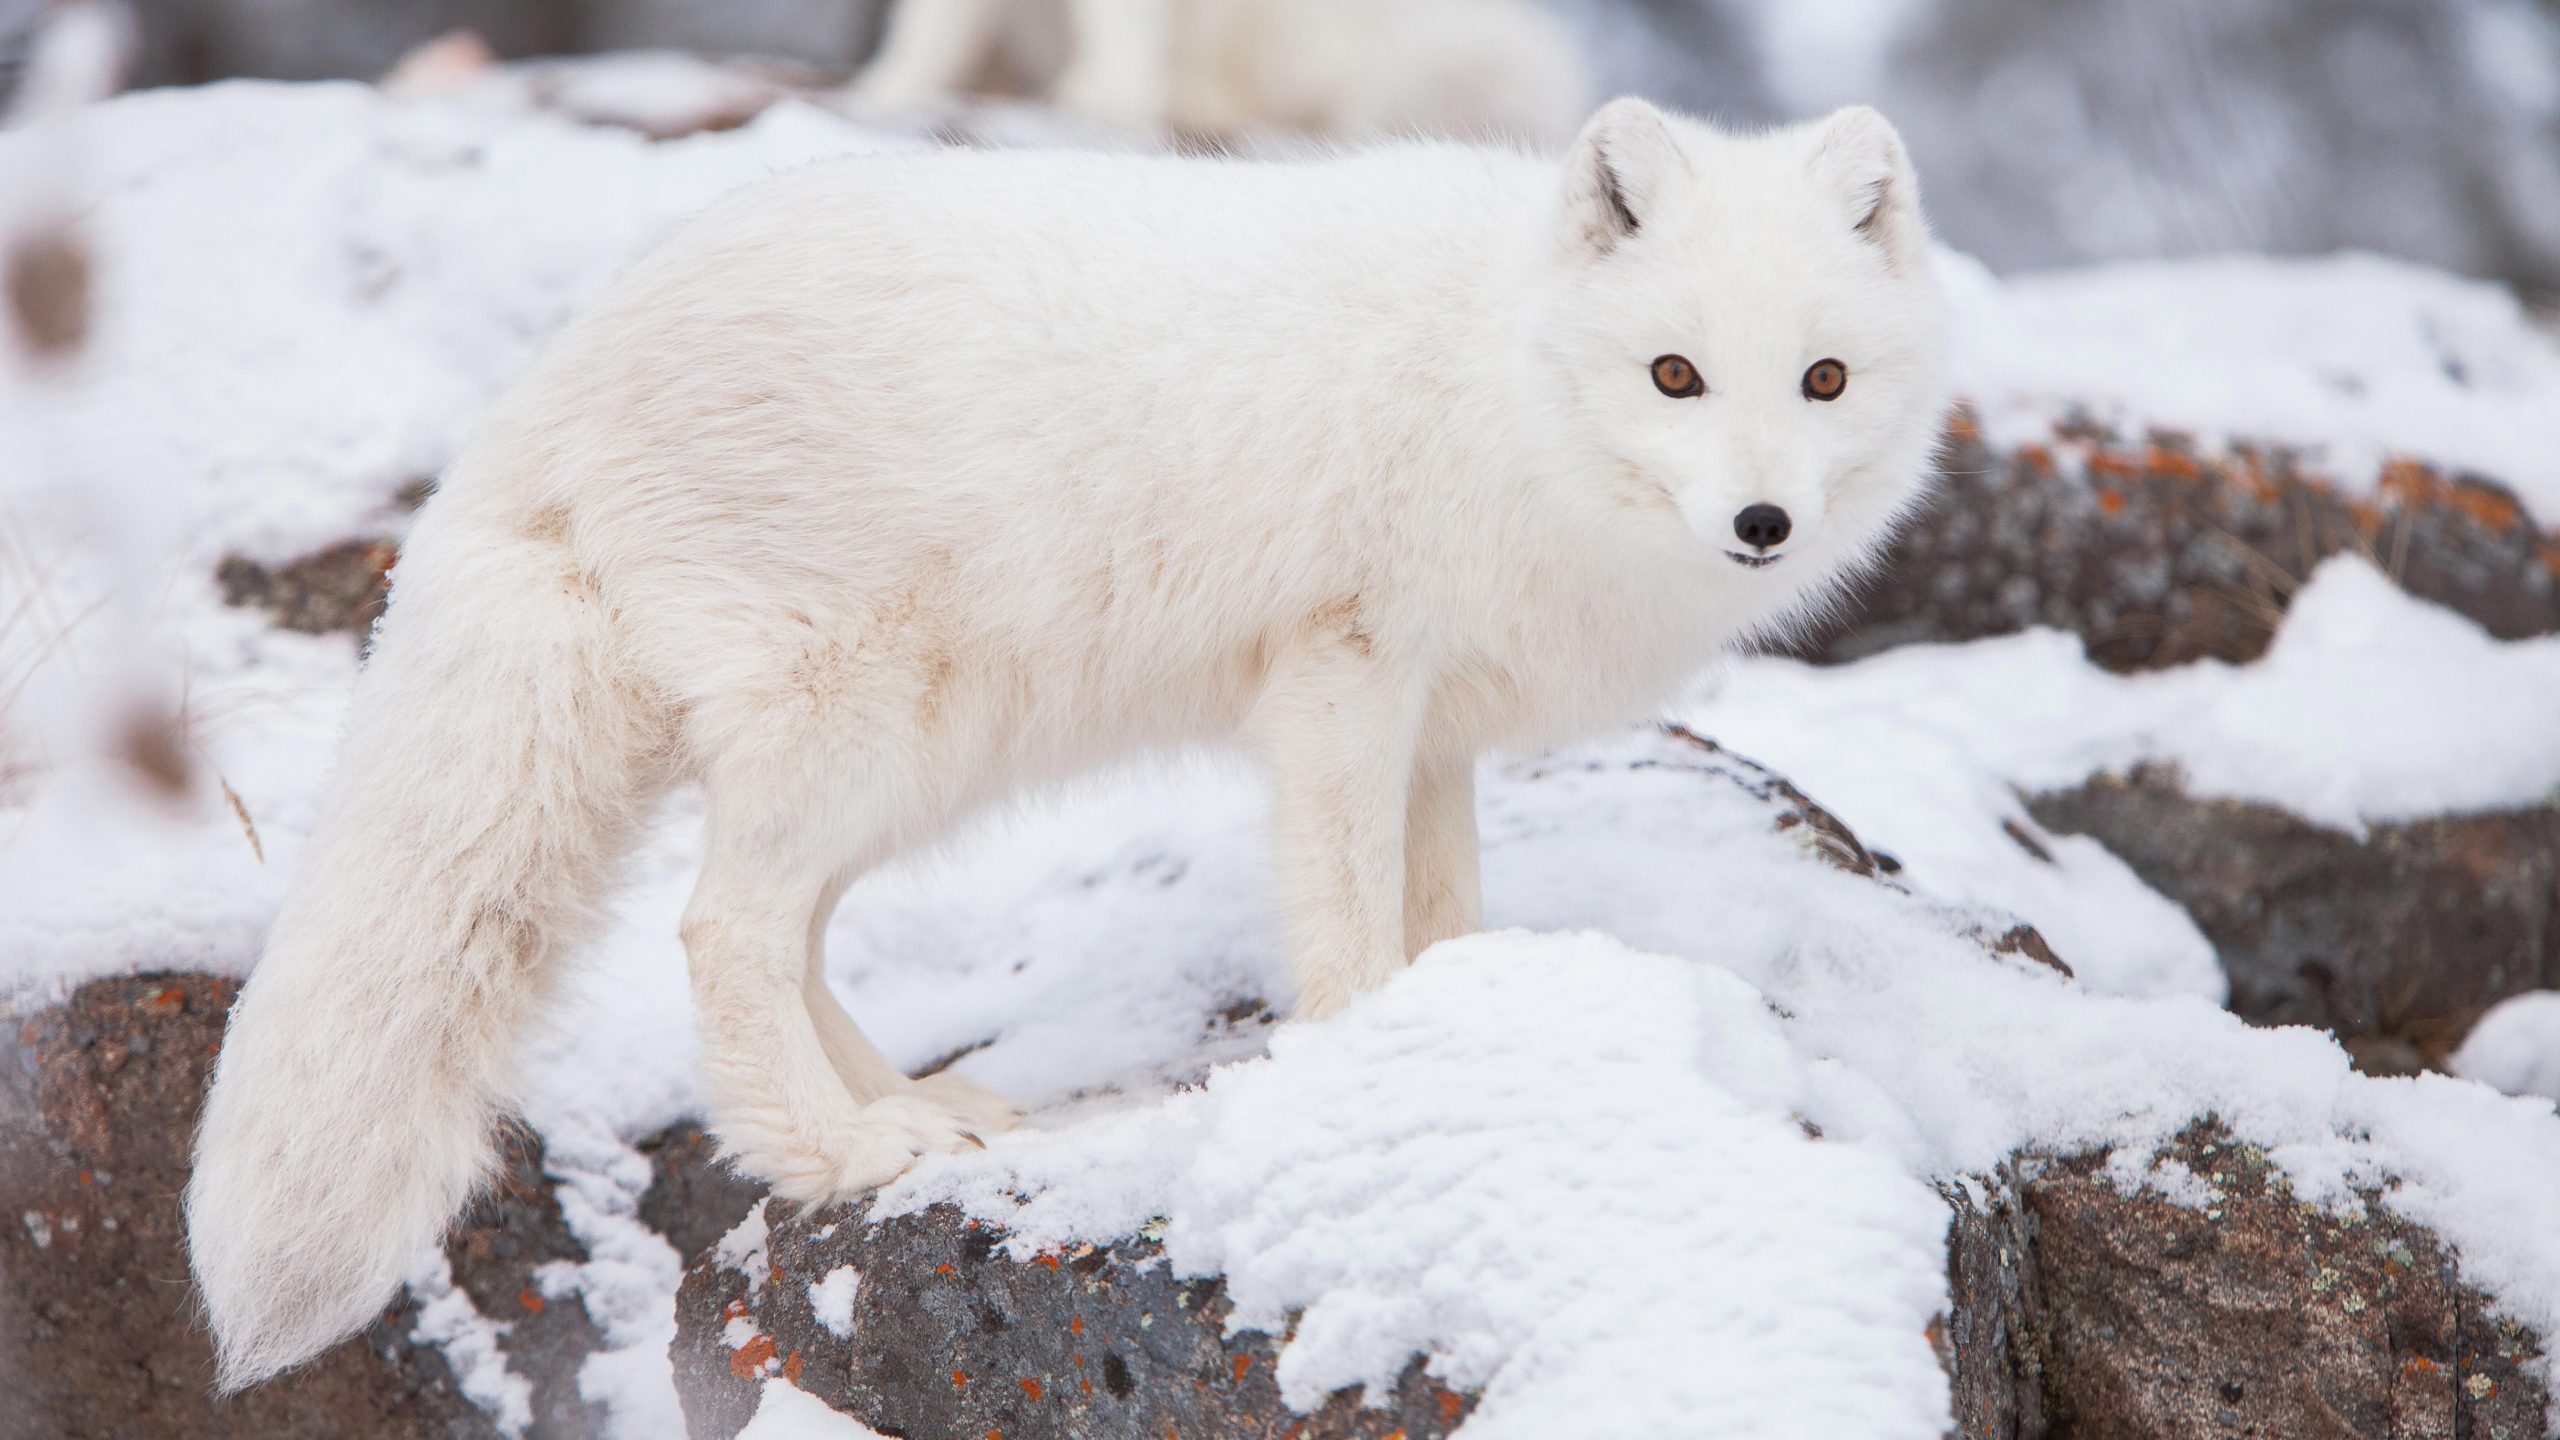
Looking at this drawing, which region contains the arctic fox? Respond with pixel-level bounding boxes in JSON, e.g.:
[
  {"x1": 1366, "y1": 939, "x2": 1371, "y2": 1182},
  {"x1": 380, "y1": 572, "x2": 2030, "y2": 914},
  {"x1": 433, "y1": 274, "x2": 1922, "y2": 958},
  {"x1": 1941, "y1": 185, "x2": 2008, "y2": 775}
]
[
  {"x1": 186, "y1": 98, "x2": 1948, "y2": 1386},
  {"x1": 851, "y1": 0, "x2": 1591, "y2": 145}
]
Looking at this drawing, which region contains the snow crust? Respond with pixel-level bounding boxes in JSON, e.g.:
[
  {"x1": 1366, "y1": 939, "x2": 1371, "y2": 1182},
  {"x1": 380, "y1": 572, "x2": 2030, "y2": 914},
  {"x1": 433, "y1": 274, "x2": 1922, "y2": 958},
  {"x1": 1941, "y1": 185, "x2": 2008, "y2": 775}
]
[
  {"x1": 4, "y1": 77, "x2": 2559, "y2": 1438},
  {"x1": 808, "y1": 1267, "x2": 861, "y2": 1340}
]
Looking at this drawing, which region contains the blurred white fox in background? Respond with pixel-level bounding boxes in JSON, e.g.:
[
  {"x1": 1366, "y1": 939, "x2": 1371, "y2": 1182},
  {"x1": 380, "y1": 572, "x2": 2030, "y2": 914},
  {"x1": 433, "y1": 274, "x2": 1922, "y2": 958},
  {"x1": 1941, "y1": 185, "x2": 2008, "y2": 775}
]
[
  {"x1": 186, "y1": 97, "x2": 1948, "y2": 1388},
  {"x1": 853, "y1": 0, "x2": 1592, "y2": 145}
]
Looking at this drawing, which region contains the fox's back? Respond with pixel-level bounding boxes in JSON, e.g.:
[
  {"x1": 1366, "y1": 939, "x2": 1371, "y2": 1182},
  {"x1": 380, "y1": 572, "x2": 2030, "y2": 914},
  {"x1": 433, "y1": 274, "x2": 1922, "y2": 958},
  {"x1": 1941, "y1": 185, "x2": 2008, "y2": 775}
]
[{"x1": 443, "y1": 143, "x2": 1569, "y2": 761}]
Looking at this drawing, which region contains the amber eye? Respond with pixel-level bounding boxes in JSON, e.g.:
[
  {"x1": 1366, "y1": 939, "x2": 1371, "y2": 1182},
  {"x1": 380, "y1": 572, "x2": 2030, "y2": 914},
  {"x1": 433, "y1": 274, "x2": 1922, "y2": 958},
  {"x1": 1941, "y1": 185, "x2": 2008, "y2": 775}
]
[
  {"x1": 1651, "y1": 354, "x2": 1704, "y2": 398},
  {"x1": 1803, "y1": 358, "x2": 1849, "y2": 402}
]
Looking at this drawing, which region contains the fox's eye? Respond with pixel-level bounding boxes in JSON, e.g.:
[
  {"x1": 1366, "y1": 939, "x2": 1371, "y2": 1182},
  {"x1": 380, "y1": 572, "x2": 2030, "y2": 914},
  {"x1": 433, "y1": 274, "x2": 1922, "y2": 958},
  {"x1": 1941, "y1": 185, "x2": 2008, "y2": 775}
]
[
  {"x1": 1651, "y1": 354, "x2": 1704, "y2": 398},
  {"x1": 1803, "y1": 359, "x2": 1849, "y2": 402}
]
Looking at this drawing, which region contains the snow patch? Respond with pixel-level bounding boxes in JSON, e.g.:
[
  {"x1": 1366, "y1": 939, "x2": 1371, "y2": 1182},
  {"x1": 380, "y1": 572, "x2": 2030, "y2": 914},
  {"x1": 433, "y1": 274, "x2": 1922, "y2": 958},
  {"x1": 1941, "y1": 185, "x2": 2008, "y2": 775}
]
[
  {"x1": 808, "y1": 1267, "x2": 862, "y2": 1340},
  {"x1": 716, "y1": 1199, "x2": 775, "y2": 1301},
  {"x1": 2453, "y1": 993, "x2": 2560, "y2": 1103},
  {"x1": 404, "y1": 1248, "x2": 534, "y2": 1436}
]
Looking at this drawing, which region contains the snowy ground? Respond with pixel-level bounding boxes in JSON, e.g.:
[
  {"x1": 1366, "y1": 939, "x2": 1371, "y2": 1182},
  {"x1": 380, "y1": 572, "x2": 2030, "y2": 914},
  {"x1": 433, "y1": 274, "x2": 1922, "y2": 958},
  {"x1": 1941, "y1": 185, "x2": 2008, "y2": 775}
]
[{"x1": 5, "y1": 76, "x2": 2560, "y2": 1438}]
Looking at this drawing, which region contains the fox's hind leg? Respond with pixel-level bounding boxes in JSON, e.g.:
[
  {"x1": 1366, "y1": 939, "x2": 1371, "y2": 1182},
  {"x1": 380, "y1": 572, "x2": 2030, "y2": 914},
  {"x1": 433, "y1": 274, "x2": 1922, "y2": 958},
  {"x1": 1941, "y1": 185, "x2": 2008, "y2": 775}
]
[
  {"x1": 799, "y1": 876, "x2": 1018, "y2": 1137},
  {"x1": 684, "y1": 746, "x2": 1015, "y2": 1203}
]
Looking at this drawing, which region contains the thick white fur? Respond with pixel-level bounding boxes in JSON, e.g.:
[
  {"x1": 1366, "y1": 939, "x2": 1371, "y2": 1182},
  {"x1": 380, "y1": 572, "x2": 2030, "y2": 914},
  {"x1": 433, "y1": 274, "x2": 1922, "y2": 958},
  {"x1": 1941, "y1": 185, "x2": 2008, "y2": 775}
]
[
  {"x1": 852, "y1": 0, "x2": 1592, "y2": 146},
  {"x1": 186, "y1": 100, "x2": 1947, "y2": 1388}
]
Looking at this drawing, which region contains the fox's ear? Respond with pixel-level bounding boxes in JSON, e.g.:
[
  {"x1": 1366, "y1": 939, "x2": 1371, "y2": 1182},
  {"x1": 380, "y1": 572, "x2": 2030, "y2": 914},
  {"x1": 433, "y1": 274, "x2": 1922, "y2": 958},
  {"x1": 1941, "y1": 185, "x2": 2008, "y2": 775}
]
[
  {"x1": 1561, "y1": 98, "x2": 1688, "y2": 260},
  {"x1": 1808, "y1": 106, "x2": 1927, "y2": 271}
]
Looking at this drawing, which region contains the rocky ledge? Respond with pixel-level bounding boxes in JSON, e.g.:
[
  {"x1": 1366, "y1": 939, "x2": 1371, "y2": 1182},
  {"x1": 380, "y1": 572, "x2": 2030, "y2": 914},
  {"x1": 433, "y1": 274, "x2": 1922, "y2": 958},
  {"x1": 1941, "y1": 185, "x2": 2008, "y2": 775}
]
[
  {"x1": 662, "y1": 733, "x2": 2549, "y2": 1440},
  {"x1": 4, "y1": 732, "x2": 2549, "y2": 1438}
]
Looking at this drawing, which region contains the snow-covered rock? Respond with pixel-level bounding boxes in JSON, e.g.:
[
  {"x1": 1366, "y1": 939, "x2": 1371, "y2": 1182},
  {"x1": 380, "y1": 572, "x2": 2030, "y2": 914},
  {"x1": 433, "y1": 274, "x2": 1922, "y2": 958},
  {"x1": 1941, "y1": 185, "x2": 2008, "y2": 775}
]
[{"x1": 664, "y1": 734, "x2": 2551, "y2": 1439}]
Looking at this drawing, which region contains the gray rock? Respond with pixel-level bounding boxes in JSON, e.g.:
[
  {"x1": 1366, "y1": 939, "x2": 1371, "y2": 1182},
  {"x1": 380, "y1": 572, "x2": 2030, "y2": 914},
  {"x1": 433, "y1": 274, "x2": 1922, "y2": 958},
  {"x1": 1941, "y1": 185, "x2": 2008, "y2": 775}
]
[
  {"x1": 2026, "y1": 769, "x2": 2560, "y2": 1075},
  {"x1": 1945, "y1": 1128, "x2": 2550, "y2": 1440},
  {"x1": 0, "y1": 972, "x2": 765, "y2": 1438},
  {"x1": 0, "y1": 973, "x2": 507, "y2": 1438},
  {"x1": 674, "y1": 1202, "x2": 1474, "y2": 1440},
  {"x1": 1806, "y1": 415, "x2": 2560, "y2": 671}
]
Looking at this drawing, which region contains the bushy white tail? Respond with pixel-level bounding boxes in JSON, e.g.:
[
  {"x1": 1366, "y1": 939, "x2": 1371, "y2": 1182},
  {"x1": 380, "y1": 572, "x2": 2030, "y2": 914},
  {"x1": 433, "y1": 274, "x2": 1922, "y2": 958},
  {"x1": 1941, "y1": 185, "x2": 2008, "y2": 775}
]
[{"x1": 186, "y1": 493, "x2": 662, "y2": 1388}]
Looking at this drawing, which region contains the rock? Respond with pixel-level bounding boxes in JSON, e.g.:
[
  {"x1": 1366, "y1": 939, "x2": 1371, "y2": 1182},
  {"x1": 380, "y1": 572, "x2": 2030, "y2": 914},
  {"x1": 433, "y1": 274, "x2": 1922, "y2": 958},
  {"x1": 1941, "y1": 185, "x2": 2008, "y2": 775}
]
[
  {"x1": 215, "y1": 540, "x2": 399, "y2": 640},
  {"x1": 0, "y1": 974, "x2": 503, "y2": 1438},
  {"x1": 674, "y1": 1202, "x2": 1473, "y2": 1440},
  {"x1": 2026, "y1": 768, "x2": 2560, "y2": 1074},
  {"x1": 0, "y1": 972, "x2": 766, "y2": 1438},
  {"x1": 639, "y1": 1123, "x2": 771, "y2": 1266},
  {"x1": 1944, "y1": 1128, "x2": 2549, "y2": 1440},
  {"x1": 663, "y1": 742, "x2": 2547, "y2": 1439},
  {"x1": 1809, "y1": 416, "x2": 2560, "y2": 672},
  {"x1": 678, "y1": 1121, "x2": 2553, "y2": 1440}
]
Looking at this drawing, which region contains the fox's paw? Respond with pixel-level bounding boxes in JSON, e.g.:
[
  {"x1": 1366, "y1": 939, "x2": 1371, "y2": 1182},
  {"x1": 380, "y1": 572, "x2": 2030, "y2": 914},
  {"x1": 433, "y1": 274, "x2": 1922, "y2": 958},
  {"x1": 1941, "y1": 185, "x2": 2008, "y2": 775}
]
[
  {"x1": 908, "y1": 1071, "x2": 1024, "y2": 1140},
  {"x1": 731, "y1": 1085, "x2": 1015, "y2": 1205}
]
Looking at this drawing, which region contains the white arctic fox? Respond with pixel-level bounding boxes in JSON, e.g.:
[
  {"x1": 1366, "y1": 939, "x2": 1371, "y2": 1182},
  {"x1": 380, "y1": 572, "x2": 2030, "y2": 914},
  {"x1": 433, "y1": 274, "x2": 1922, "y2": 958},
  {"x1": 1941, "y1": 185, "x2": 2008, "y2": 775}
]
[
  {"x1": 187, "y1": 98, "x2": 1948, "y2": 1386},
  {"x1": 851, "y1": 0, "x2": 1590, "y2": 145}
]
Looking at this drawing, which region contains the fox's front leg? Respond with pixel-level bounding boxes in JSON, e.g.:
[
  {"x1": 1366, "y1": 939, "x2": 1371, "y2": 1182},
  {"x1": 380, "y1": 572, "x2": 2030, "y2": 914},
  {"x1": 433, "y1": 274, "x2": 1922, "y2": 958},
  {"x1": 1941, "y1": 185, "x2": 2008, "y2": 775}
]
[
  {"x1": 1053, "y1": 0, "x2": 1174, "y2": 132},
  {"x1": 851, "y1": 0, "x2": 1005, "y2": 111},
  {"x1": 1404, "y1": 747, "x2": 1482, "y2": 959},
  {"x1": 1258, "y1": 625, "x2": 1427, "y2": 1020}
]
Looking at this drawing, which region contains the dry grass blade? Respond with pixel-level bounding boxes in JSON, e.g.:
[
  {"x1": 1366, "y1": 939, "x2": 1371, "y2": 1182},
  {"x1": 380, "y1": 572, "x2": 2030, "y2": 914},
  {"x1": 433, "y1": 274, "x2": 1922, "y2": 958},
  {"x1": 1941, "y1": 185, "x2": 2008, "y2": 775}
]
[{"x1": 216, "y1": 771, "x2": 263, "y2": 862}]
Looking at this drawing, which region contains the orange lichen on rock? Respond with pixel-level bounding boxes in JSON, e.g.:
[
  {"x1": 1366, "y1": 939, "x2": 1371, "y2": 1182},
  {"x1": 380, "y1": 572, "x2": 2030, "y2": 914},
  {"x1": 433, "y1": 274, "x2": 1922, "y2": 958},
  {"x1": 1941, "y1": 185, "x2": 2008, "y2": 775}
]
[
  {"x1": 1020, "y1": 1377, "x2": 1044, "y2": 1400},
  {"x1": 2095, "y1": 488, "x2": 2126, "y2": 518},
  {"x1": 782, "y1": 1350, "x2": 804, "y2": 1383},
  {"x1": 1231, "y1": 1355, "x2": 1251, "y2": 1383},
  {"x1": 2143, "y1": 445, "x2": 2202, "y2": 482},
  {"x1": 727, "y1": 1333, "x2": 777, "y2": 1381},
  {"x1": 2085, "y1": 448, "x2": 2142, "y2": 480},
  {"x1": 518, "y1": 1288, "x2": 544, "y2": 1313}
]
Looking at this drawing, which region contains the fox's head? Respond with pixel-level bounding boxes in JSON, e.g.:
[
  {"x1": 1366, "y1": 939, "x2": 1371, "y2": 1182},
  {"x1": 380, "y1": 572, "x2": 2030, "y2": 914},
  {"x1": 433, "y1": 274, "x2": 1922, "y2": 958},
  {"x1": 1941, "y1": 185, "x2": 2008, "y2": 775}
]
[{"x1": 1536, "y1": 98, "x2": 1947, "y2": 596}]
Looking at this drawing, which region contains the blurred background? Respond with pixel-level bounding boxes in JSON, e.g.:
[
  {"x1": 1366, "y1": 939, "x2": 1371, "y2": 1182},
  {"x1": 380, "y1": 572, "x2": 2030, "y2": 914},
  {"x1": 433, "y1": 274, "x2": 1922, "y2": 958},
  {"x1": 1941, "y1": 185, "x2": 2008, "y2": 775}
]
[{"x1": 4, "y1": 0, "x2": 2556, "y2": 299}]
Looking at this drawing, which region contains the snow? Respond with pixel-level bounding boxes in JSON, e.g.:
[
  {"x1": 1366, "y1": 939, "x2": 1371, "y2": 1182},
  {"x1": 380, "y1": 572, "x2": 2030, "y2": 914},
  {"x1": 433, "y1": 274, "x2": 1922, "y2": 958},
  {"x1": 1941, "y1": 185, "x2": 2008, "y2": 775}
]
[
  {"x1": 902, "y1": 929, "x2": 1960, "y2": 1438},
  {"x1": 2454, "y1": 993, "x2": 2560, "y2": 1104},
  {"x1": 1691, "y1": 553, "x2": 2560, "y2": 839},
  {"x1": 1943, "y1": 249, "x2": 2560, "y2": 523},
  {"x1": 404, "y1": 1248, "x2": 535, "y2": 1436},
  {"x1": 713, "y1": 1199, "x2": 774, "y2": 1301},
  {"x1": 4, "y1": 75, "x2": 2560, "y2": 1438},
  {"x1": 808, "y1": 1268, "x2": 862, "y2": 1340}
]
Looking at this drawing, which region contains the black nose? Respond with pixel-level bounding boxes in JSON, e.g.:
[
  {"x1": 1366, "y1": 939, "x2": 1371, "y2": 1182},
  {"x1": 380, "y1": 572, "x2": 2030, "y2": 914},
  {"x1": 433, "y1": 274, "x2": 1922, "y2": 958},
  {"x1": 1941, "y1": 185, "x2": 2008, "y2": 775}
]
[{"x1": 1733, "y1": 503, "x2": 1792, "y2": 550}]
